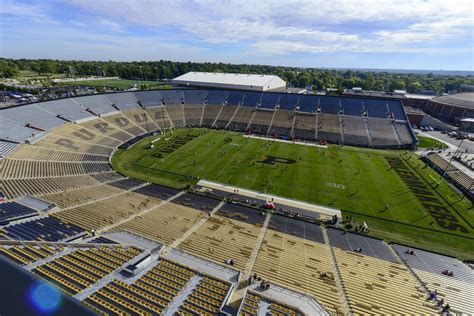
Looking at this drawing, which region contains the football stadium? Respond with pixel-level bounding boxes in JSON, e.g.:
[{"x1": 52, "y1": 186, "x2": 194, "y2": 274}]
[{"x1": 1, "y1": 85, "x2": 473, "y2": 315}]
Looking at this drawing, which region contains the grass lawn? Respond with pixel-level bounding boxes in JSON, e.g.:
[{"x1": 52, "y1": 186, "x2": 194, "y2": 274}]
[
  {"x1": 112, "y1": 128, "x2": 474, "y2": 259},
  {"x1": 417, "y1": 135, "x2": 449, "y2": 149},
  {"x1": 58, "y1": 79, "x2": 172, "y2": 90}
]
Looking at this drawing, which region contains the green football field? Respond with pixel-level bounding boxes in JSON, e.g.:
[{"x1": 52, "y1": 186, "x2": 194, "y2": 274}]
[{"x1": 112, "y1": 128, "x2": 474, "y2": 259}]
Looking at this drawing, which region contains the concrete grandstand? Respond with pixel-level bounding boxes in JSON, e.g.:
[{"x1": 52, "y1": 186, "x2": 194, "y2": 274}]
[{"x1": 0, "y1": 89, "x2": 471, "y2": 315}]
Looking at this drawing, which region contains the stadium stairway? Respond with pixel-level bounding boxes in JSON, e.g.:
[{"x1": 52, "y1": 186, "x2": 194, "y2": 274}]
[
  {"x1": 388, "y1": 243, "x2": 431, "y2": 294},
  {"x1": 159, "y1": 200, "x2": 225, "y2": 256},
  {"x1": 241, "y1": 212, "x2": 271, "y2": 282},
  {"x1": 48, "y1": 182, "x2": 149, "y2": 214},
  {"x1": 94, "y1": 190, "x2": 184, "y2": 235},
  {"x1": 363, "y1": 118, "x2": 373, "y2": 147},
  {"x1": 225, "y1": 212, "x2": 272, "y2": 309},
  {"x1": 339, "y1": 115, "x2": 345, "y2": 145},
  {"x1": 322, "y1": 227, "x2": 352, "y2": 315}
]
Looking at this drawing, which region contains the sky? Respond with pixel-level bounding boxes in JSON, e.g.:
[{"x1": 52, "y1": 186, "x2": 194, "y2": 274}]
[{"x1": 0, "y1": 0, "x2": 473, "y2": 70}]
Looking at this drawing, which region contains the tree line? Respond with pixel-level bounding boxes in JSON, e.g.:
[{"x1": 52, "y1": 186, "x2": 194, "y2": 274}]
[{"x1": 1, "y1": 58, "x2": 473, "y2": 94}]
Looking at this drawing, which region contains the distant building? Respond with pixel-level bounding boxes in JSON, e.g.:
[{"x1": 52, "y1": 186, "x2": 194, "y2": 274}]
[
  {"x1": 172, "y1": 72, "x2": 287, "y2": 91},
  {"x1": 458, "y1": 84, "x2": 474, "y2": 93},
  {"x1": 423, "y1": 92, "x2": 474, "y2": 124},
  {"x1": 460, "y1": 118, "x2": 474, "y2": 132}
]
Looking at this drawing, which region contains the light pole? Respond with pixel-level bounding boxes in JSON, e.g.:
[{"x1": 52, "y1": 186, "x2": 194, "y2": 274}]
[
  {"x1": 138, "y1": 100, "x2": 153, "y2": 149},
  {"x1": 139, "y1": 65, "x2": 144, "y2": 90},
  {"x1": 437, "y1": 137, "x2": 465, "y2": 185}
]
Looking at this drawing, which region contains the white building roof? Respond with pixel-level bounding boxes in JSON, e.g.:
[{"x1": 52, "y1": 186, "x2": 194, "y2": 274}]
[{"x1": 172, "y1": 72, "x2": 286, "y2": 91}]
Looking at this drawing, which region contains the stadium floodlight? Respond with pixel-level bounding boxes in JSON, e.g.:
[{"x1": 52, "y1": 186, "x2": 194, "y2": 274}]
[
  {"x1": 138, "y1": 100, "x2": 153, "y2": 149},
  {"x1": 431, "y1": 137, "x2": 465, "y2": 186}
]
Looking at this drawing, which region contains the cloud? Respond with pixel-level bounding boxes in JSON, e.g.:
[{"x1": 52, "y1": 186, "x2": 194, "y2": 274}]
[
  {"x1": 61, "y1": 0, "x2": 472, "y2": 54},
  {"x1": 1, "y1": 0, "x2": 472, "y2": 69}
]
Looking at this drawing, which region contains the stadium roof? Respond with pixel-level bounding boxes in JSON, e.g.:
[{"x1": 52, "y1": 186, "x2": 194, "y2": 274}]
[
  {"x1": 431, "y1": 92, "x2": 474, "y2": 109},
  {"x1": 172, "y1": 72, "x2": 286, "y2": 91}
]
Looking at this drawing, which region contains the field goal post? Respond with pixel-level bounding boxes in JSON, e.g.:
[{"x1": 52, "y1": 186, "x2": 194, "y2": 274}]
[{"x1": 163, "y1": 126, "x2": 174, "y2": 142}]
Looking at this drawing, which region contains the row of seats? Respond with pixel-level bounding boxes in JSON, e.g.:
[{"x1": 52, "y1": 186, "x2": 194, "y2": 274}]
[
  {"x1": 252, "y1": 229, "x2": 344, "y2": 314},
  {"x1": 114, "y1": 201, "x2": 204, "y2": 245},
  {"x1": 5, "y1": 144, "x2": 108, "y2": 162},
  {"x1": 84, "y1": 259, "x2": 197, "y2": 315},
  {"x1": 40, "y1": 182, "x2": 127, "y2": 209},
  {"x1": 393, "y1": 244, "x2": 474, "y2": 315},
  {"x1": 239, "y1": 291, "x2": 300, "y2": 316},
  {"x1": 0, "y1": 201, "x2": 37, "y2": 223},
  {"x1": 4, "y1": 216, "x2": 85, "y2": 242},
  {"x1": 33, "y1": 246, "x2": 141, "y2": 295},
  {"x1": 32, "y1": 133, "x2": 115, "y2": 156},
  {"x1": 179, "y1": 214, "x2": 262, "y2": 270},
  {"x1": 0, "y1": 244, "x2": 60, "y2": 265},
  {"x1": 0, "y1": 159, "x2": 111, "y2": 179},
  {"x1": 424, "y1": 153, "x2": 473, "y2": 191},
  {"x1": 54, "y1": 190, "x2": 162, "y2": 231},
  {"x1": 182, "y1": 275, "x2": 231, "y2": 315},
  {"x1": 0, "y1": 141, "x2": 17, "y2": 158},
  {"x1": 1, "y1": 172, "x2": 123, "y2": 199},
  {"x1": 333, "y1": 248, "x2": 437, "y2": 315}
]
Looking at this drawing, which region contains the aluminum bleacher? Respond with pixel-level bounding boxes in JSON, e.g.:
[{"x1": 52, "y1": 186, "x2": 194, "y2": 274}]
[
  {"x1": 214, "y1": 105, "x2": 237, "y2": 129},
  {"x1": 0, "y1": 202, "x2": 37, "y2": 224},
  {"x1": 364, "y1": 99, "x2": 389, "y2": 118},
  {"x1": 260, "y1": 93, "x2": 280, "y2": 109},
  {"x1": 133, "y1": 183, "x2": 180, "y2": 200},
  {"x1": 37, "y1": 99, "x2": 93, "y2": 121},
  {"x1": 172, "y1": 193, "x2": 221, "y2": 212},
  {"x1": 5, "y1": 216, "x2": 86, "y2": 241},
  {"x1": 1, "y1": 104, "x2": 65, "y2": 130},
  {"x1": 201, "y1": 104, "x2": 222, "y2": 127},
  {"x1": 206, "y1": 90, "x2": 229, "y2": 105},
  {"x1": 393, "y1": 244, "x2": 474, "y2": 315},
  {"x1": 161, "y1": 90, "x2": 185, "y2": 105},
  {"x1": 268, "y1": 110, "x2": 294, "y2": 137},
  {"x1": 0, "y1": 141, "x2": 17, "y2": 158},
  {"x1": 105, "y1": 92, "x2": 140, "y2": 109},
  {"x1": 279, "y1": 94, "x2": 299, "y2": 111},
  {"x1": 388, "y1": 100, "x2": 405, "y2": 120},
  {"x1": 134, "y1": 90, "x2": 163, "y2": 106},
  {"x1": 248, "y1": 109, "x2": 274, "y2": 135},
  {"x1": 367, "y1": 117, "x2": 399, "y2": 147},
  {"x1": 242, "y1": 92, "x2": 262, "y2": 107},
  {"x1": 327, "y1": 228, "x2": 397, "y2": 262},
  {"x1": 298, "y1": 95, "x2": 317, "y2": 112},
  {"x1": 318, "y1": 114, "x2": 342, "y2": 143},
  {"x1": 293, "y1": 113, "x2": 316, "y2": 140},
  {"x1": 341, "y1": 98, "x2": 364, "y2": 116},
  {"x1": 342, "y1": 116, "x2": 370, "y2": 146},
  {"x1": 227, "y1": 91, "x2": 246, "y2": 105},
  {"x1": 395, "y1": 122, "x2": 414, "y2": 145},
  {"x1": 0, "y1": 118, "x2": 43, "y2": 143},
  {"x1": 183, "y1": 90, "x2": 207, "y2": 104},
  {"x1": 73, "y1": 95, "x2": 114, "y2": 115},
  {"x1": 319, "y1": 96, "x2": 341, "y2": 114},
  {"x1": 227, "y1": 106, "x2": 254, "y2": 131}
]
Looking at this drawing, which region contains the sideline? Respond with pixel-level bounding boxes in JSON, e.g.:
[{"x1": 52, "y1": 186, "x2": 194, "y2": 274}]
[
  {"x1": 197, "y1": 179, "x2": 341, "y2": 219},
  {"x1": 243, "y1": 134, "x2": 328, "y2": 148}
]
